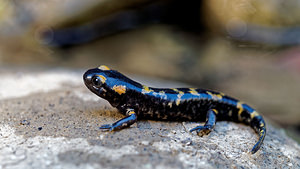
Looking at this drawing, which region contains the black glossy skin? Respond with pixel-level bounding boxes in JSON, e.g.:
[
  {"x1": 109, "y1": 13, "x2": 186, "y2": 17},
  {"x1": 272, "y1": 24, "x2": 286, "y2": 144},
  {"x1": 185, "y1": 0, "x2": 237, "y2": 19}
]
[{"x1": 83, "y1": 66, "x2": 266, "y2": 154}]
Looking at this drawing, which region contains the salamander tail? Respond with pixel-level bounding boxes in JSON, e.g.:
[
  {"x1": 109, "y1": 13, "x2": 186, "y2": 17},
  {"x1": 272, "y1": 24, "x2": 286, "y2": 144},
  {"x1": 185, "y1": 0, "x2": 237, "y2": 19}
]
[{"x1": 250, "y1": 114, "x2": 266, "y2": 154}]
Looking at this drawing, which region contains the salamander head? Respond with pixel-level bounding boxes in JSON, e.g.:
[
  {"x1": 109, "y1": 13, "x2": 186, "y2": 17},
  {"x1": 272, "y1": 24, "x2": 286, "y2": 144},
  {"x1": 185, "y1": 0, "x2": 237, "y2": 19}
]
[{"x1": 83, "y1": 65, "x2": 129, "y2": 106}]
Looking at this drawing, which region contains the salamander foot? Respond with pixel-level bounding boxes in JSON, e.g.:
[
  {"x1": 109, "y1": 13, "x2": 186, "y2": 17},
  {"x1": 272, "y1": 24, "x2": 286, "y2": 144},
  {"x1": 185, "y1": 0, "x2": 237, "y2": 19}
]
[
  {"x1": 189, "y1": 109, "x2": 217, "y2": 136},
  {"x1": 99, "y1": 109, "x2": 137, "y2": 131}
]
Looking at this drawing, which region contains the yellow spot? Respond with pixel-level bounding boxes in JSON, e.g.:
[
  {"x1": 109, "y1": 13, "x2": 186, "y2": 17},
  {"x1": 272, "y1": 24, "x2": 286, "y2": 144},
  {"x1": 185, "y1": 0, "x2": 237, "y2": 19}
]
[
  {"x1": 174, "y1": 89, "x2": 184, "y2": 106},
  {"x1": 176, "y1": 99, "x2": 181, "y2": 106},
  {"x1": 211, "y1": 109, "x2": 218, "y2": 115},
  {"x1": 142, "y1": 85, "x2": 154, "y2": 94},
  {"x1": 250, "y1": 111, "x2": 259, "y2": 119},
  {"x1": 125, "y1": 109, "x2": 135, "y2": 115},
  {"x1": 237, "y1": 102, "x2": 244, "y2": 120},
  {"x1": 260, "y1": 122, "x2": 264, "y2": 128},
  {"x1": 128, "y1": 111, "x2": 135, "y2": 115},
  {"x1": 206, "y1": 91, "x2": 213, "y2": 96},
  {"x1": 168, "y1": 102, "x2": 173, "y2": 108},
  {"x1": 159, "y1": 91, "x2": 167, "y2": 99},
  {"x1": 97, "y1": 75, "x2": 107, "y2": 83},
  {"x1": 189, "y1": 88, "x2": 200, "y2": 96},
  {"x1": 214, "y1": 94, "x2": 223, "y2": 100},
  {"x1": 172, "y1": 88, "x2": 179, "y2": 92},
  {"x1": 207, "y1": 91, "x2": 223, "y2": 100},
  {"x1": 112, "y1": 85, "x2": 126, "y2": 95},
  {"x1": 98, "y1": 65, "x2": 110, "y2": 70}
]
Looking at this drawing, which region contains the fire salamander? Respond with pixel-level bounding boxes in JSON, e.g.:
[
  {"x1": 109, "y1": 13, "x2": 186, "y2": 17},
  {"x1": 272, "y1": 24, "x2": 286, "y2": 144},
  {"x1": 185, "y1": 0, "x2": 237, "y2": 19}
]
[{"x1": 83, "y1": 65, "x2": 266, "y2": 154}]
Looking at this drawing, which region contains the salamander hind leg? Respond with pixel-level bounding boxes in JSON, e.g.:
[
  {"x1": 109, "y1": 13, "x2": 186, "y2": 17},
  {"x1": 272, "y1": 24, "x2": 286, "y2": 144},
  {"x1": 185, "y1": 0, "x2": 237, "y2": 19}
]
[
  {"x1": 190, "y1": 109, "x2": 218, "y2": 136},
  {"x1": 99, "y1": 108, "x2": 137, "y2": 131}
]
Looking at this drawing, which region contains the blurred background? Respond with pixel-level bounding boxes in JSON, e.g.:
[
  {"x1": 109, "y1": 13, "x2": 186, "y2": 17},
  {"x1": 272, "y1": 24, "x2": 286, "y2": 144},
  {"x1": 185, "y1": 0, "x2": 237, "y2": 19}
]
[{"x1": 0, "y1": 0, "x2": 300, "y2": 142}]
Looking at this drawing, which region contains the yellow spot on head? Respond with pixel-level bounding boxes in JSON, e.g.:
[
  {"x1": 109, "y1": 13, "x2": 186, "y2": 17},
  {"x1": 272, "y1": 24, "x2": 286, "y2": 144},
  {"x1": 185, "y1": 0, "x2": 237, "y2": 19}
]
[
  {"x1": 112, "y1": 85, "x2": 126, "y2": 95},
  {"x1": 97, "y1": 75, "x2": 107, "y2": 84},
  {"x1": 98, "y1": 65, "x2": 110, "y2": 70}
]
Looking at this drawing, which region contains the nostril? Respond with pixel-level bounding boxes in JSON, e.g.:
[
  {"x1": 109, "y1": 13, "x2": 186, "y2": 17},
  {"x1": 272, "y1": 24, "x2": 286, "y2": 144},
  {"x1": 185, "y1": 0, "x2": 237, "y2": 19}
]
[{"x1": 83, "y1": 72, "x2": 92, "y2": 84}]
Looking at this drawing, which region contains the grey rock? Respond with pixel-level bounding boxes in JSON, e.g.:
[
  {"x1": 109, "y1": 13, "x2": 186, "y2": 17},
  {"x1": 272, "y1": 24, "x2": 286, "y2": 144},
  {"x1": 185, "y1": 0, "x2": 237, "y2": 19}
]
[{"x1": 0, "y1": 69, "x2": 299, "y2": 169}]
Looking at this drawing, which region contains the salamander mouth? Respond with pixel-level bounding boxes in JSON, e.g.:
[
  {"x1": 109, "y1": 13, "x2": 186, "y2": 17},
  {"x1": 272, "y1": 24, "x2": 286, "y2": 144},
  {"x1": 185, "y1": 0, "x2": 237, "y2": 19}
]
[
  {"x1": 93, "y1": 86, "x2": 99, "y2": 90},
  {"x1": 90, "y1": 86, "x2": 106, "y2": 96},
  {"x1": 83, "y1": 80, "x2": 101, "y2": 94}
]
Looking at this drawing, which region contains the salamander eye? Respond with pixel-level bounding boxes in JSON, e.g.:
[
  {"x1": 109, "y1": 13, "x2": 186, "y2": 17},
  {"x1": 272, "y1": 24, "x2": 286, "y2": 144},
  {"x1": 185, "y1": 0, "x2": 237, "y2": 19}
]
[{"x1": 91, "y1": 76, "x2": 102, "y2": 87}]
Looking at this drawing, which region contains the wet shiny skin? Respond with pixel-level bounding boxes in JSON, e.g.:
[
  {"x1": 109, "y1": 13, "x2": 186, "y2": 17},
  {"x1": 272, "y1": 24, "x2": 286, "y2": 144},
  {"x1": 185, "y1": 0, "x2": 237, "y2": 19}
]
[{"x1": 83, "y1": 65, "x2": 266, "y2": 154}]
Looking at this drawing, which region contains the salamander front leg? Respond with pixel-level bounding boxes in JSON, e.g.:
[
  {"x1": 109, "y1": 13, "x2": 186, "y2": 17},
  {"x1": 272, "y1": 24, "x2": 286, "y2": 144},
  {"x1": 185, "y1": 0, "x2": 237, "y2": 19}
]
[
  {"x1": 190, "y1": 109, "x2": 217, "y2": 136},
  {"x1": 99, "y1": 109, "x2": 137, "y2": 131}
]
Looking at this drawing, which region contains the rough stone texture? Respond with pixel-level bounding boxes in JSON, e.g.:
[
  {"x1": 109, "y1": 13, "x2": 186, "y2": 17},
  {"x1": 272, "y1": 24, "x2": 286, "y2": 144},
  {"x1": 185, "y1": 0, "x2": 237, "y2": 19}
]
[{"x1": 0, "y1": 68, "x2": 300, "y2": 169}]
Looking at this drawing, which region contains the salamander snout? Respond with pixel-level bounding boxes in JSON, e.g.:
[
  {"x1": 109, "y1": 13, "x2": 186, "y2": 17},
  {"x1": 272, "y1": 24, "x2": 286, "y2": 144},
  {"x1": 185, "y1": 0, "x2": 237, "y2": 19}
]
[
  {"x1": 83, "y1": 70, "x2": 93, "y2": 87},
  {"x1": 83, "y1": 69, "x2": 107, "y2": 94}
]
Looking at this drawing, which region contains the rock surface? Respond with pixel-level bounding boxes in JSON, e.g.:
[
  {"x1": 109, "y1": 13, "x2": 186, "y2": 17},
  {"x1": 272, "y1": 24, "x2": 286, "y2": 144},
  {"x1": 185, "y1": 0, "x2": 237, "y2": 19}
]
[{"x1": 0, "y1": 68, "x2": 299, "y2": 169}]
